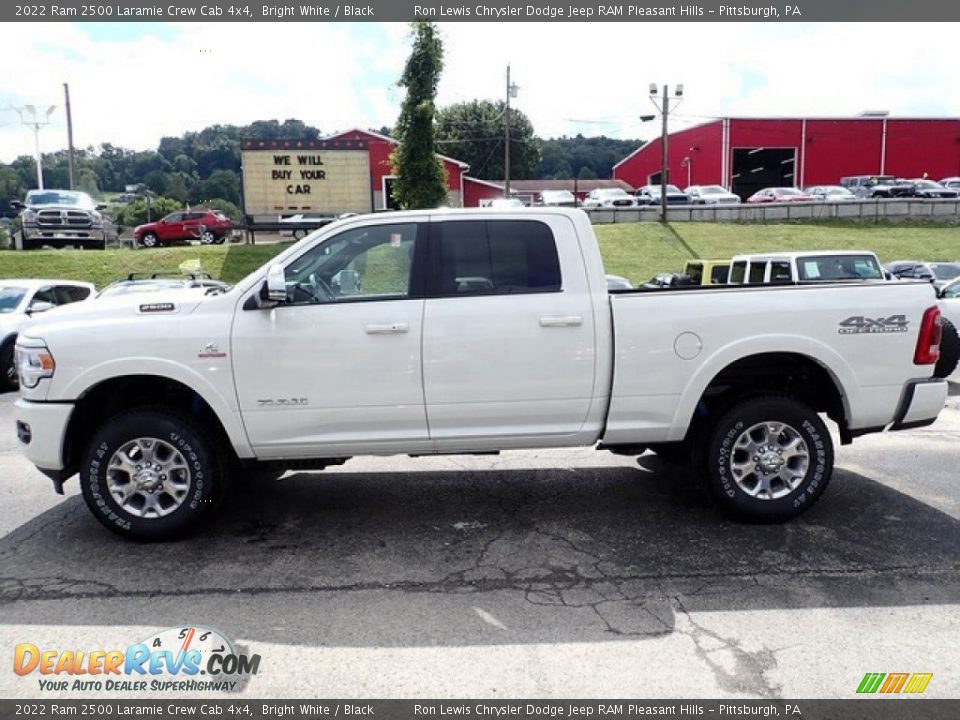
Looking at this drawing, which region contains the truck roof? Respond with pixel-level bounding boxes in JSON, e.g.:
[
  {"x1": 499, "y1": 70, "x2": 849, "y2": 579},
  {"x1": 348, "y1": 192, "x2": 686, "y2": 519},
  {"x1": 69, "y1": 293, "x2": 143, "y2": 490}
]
[{"x1": 731, "y1": 250, "x2": 878, "y2": 262}]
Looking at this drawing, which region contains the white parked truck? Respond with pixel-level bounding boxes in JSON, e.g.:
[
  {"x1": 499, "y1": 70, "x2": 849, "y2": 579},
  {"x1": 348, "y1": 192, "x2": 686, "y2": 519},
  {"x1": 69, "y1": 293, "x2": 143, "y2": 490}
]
[{"x1": 13, "y1": 209, "x2": 950, "y2": 540}]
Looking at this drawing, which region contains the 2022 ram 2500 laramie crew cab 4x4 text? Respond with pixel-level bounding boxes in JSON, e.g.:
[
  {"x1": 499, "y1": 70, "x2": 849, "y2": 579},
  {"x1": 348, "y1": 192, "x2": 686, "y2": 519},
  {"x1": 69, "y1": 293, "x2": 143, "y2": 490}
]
[{"x1": 14, "y1": 209, "x2": 949, "y2": 540}]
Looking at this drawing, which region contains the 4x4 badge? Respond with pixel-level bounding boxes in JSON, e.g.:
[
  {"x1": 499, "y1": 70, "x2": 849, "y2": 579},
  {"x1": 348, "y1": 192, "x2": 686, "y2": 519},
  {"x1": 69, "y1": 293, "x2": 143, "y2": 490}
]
[{"x1": 839, "y1": 315, "x2": 909, "y2": 334}]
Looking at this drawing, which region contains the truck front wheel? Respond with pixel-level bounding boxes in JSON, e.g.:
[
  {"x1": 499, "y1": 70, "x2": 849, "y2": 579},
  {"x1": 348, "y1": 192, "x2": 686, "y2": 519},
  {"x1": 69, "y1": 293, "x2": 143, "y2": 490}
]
[
  {"x1": 80, "y1": 409, "x2": 223, "y2": 541},
  {"x1": 704, "y1": 396, "x2": 833, "y2": 522}
]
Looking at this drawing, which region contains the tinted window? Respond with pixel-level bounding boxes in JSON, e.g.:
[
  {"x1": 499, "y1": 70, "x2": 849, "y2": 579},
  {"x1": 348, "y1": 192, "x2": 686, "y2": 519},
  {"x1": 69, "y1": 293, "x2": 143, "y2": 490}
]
[
  {"x1": 797, "y1": 255, "x2": 883, "y2": 281},
  {"x1": 770, "y1": 261, "x2": 792, "y2": 283},
  {"x1": 434, "y1": 220, "x2": 561, "y2": 296},
  {"x1": 32, "y1": 287, "x2": 58, "y2": 305},
  {"x1": 58, "y1": 285, "x2": 91, "y2": 303},
  {"x1": 730, "y1": 262, "x2": 746, "y2": 283},
  {"x1": 711, "y1": 266, "x2": 729, "y2": 283},
  {"x1": 748, "y1": 262, "x2": 767, "y2": 283},
  {"x1": 943, "y1": 282, "x2": 960, "y2": 299},
  {"x1": 685, "y1": 263, "x2": 703, "y2": 284}
]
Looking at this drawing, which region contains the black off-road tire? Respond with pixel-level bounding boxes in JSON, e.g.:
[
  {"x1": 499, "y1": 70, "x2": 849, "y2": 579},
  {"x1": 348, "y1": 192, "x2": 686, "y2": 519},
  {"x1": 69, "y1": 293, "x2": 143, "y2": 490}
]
[
  {"x1": 935, "y1": 318, "x2": 960, "y2": 379},
  {"x1": 80, "y1": 409, "x2": 224, "y2": 541},
  {"x1": 705, "y1": 396, "x2": 833, "y2": 522},
  {"x1": 0, "y1": 341, "x2": 18, "y2": 392}
]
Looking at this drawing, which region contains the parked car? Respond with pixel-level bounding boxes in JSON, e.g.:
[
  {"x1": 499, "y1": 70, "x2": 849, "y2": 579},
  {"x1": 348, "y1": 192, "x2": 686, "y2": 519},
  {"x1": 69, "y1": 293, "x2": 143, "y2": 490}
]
[
  {"x1": 884, "y1": 261, "x2": 960, "y2": 289},
  {"x1": 938, "y1": 177, "x2": 960, "y2": 192},
  {"x1": 840, "y1": 175, "x2": 915, "y2": 199},
  {"x1": 683, "y1": 259, "x2": 730, "y2": 285},
  {"x1": 746, "y1": 187, "x2": 814, "y2": 203},
  {"x1": 582, "y1": 188, "x2": 636, "y2": 208},
  {"x1": 539, "y1": 190, "x2": 577, "y2": 207},
  {"x1": 729, "y1": 252, "x2": 885, "y2": 284},
  {"x1": 134, "y1": 209, "x2": 233, "y2": 248},
  {"x1": 803, "y1": 185, "x2": 857, "y2": 202},
  {"x1": 0, "y1": 279, "x2": 94, "y2": 390},
  {"x1": 634, "y1": 184, "x2": 691, "y2": 206},
  {"x1": 279, "y1": 213, "x2": 337, "y2": 240},
  {"x1": 605, "y1": 274, "x2": 633, "y2": 291},
  {"x1": 488, "y1": 198, "x2": 526, "y2": 209},
  {"x1": 97, "y1": 273, "x2": 229, "y2": 298},
  {"x1": 906, "y1": 179, "x2": 960, "y2": 199},
  {"x1": 11, "y1": 189, "x2": 108, "y2": 250},
  {"x1": 684, "y1": 185, "x2": 741, "y2": 205},
  {"x1": 13, "y1": 209, "x2": 951, "y2": 539}
]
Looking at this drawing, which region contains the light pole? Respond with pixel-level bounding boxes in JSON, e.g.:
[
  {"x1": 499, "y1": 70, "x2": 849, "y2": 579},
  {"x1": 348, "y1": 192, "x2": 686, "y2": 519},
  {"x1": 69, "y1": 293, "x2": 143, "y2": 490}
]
[
  {"x1": 504, "y1": 65, "x2": 518, "y2": 198},
  {"x1": 13, "y1": 104, "x2": 57, "y2": 190},
  {"x1": 648, "y1": 83, "x2": 684, "y2": 222}
]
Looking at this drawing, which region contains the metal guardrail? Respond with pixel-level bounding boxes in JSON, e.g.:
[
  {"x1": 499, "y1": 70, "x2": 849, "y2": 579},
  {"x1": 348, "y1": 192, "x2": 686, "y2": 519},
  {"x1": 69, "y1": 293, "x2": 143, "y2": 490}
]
[{"x1": 585, "y1": 198, "x2": 960, "y2": 225}]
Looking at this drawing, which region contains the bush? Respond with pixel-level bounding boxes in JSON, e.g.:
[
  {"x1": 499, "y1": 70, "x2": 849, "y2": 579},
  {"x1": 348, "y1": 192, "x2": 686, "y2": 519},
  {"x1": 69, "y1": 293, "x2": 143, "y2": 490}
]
[
  {"x1": 195, "y1": 197, "x2": 242, "y2": 222},
  {"x1": 108, "y1": 196, "x2": 184, "y2": 232}
]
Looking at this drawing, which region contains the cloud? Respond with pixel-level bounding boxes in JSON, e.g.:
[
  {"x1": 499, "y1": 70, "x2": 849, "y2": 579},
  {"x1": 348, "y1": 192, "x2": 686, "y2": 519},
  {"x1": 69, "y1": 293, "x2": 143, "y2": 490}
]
[{"x1": 0, "y1": 21, "x2": 958, "y2": 163}]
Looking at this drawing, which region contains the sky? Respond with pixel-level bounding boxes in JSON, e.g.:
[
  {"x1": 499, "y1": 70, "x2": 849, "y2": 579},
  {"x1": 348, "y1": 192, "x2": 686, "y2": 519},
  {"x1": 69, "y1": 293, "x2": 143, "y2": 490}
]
[{"x1": 0, "y1": 21, "x2": 958, "y2": 163}]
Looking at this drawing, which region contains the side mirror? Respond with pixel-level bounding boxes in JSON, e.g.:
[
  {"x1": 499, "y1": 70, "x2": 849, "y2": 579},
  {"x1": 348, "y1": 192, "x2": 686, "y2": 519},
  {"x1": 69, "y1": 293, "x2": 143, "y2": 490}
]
[
  {"x1": 27, "y1": 301, "x2": 55, "y2": 315},
  {"x1": 96, "y1": 203, "x2": 108, "y2": 211},
  {"x1": 10, "y1": 200, "x2": 24, "y2": 211},
  {"x1": 259, "y1": 264, "x2": 288, "y2": 305}
]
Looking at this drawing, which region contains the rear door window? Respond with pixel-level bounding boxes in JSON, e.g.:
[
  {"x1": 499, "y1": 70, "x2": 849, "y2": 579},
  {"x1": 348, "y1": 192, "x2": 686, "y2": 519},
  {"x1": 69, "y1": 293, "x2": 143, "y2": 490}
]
[
  {"x1": 748, "y1": 262, "x2": 767, "y2": 283},
  {"x1": 730, "y1": 261, "x2": 747, "y2": 283},
  {"x1": 432, "y1": 220, "x2": 562, "y2": 297}
]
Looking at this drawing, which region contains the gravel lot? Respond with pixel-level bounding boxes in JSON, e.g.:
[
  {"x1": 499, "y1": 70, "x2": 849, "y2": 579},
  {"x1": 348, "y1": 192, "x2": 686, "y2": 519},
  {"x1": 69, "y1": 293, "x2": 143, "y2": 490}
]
[{"x1": 1, "y1": 386, "x2": 958, "y2": 699}]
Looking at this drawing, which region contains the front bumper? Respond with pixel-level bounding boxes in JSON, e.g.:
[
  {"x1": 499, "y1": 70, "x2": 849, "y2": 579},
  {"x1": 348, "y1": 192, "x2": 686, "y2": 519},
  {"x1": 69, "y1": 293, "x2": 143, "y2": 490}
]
[
  {"x1": 890, "y1": 378, "x2": 948, "y2": 431},
  {"x1": 14, "y1": 398, "x2": 75, "y2": 489}
]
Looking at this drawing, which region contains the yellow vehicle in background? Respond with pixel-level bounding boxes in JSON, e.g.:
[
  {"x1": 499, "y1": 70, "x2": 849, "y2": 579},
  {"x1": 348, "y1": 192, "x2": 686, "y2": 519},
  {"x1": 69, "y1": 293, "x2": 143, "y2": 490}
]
[{"x1": 683, "y1": 259, "x2": 731, "y2": 285}]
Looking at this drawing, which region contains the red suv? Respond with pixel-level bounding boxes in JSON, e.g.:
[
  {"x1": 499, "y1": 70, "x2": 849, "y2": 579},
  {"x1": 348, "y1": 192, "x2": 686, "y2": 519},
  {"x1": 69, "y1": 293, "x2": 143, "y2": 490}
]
[{"x1": 134, "y1": 209, "x2": 233, "y2": 248}]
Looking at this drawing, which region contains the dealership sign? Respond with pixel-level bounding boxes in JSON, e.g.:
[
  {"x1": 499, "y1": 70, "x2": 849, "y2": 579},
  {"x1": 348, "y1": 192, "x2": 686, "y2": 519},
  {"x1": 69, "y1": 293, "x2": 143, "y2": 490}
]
[{"x1": 241, "y1": 138, "x2": 373, "y2": 215}]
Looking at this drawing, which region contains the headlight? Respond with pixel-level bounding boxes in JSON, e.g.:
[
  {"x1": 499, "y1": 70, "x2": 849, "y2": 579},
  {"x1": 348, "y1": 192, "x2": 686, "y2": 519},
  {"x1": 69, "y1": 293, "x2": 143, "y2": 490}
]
[
  {"x1": 90, "y1": 210, "x2": 103, "y2": 224},
  {"x1": 16, "y1": 344, "x2": 56, "y2": 388},
  {"x1": 22, "y1": 209, "x2": 37, "y2": 223}
]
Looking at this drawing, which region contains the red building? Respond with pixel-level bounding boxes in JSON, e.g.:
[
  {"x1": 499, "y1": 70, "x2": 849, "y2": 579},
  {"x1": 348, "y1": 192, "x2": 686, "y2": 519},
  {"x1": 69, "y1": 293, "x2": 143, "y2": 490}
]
[
  {"x1": 613, "y1": 117, "x2": 960, "y2": 199},
  {"x1": 326, "y1": 128, "x2": 471, "y2": 209}
]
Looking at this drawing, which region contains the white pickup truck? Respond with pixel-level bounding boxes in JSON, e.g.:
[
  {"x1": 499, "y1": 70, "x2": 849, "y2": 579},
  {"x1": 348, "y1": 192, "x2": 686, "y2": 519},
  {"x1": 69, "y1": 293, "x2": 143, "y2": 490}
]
[{"x1": 14, "y1": 209, "x2": 949, "y2": 540}]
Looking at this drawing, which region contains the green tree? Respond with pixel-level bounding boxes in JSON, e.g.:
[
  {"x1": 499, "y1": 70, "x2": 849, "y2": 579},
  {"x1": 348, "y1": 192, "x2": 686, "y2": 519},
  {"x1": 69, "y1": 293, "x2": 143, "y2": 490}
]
[
  {"x1": 0, "y1": 166, "x2": 26, "y2": 211},
  {"x1": 110, "y1": 196, "x2": 183, "y2": 230},
  {"x1": 436, "y1": 99, "x2": 538, "y2": 180},
  {"x1": 390, "y1": 22, "x2": 448, "y2": 209}
]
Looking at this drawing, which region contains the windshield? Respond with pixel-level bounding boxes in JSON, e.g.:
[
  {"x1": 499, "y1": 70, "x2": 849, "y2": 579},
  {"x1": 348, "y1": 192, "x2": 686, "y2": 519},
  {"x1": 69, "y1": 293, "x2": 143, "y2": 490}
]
[
  {"x1": 24, "y1": 190, "x2": 96, "y2": 209},
  {"x1": 98, "y1": 280, "x2": 186, "y2": 297},
  {"x1": 778, "y1": 188, "x2": 802, "y2": 195},
  {"x1": 599, "y1": 189, "x2": 629, "y2": 198},
  {"x1": 931, "y1": 264, "x2": 960, "y2": 281},
  {"x1": 826, "y1": 187, "x2": 850, "y2": 195},
  {"x1": 914, "y1": 180, "x2": 939, "y2": 189},
  {"x1": 701, "y1": 186, "x2": 725, "y2": 194},
  {"x1": 0, "y1": 287, "x2": 28, "y2": 313},
  {"x1": 797, "y1": 255, "x2": 884, "y2": 281}
]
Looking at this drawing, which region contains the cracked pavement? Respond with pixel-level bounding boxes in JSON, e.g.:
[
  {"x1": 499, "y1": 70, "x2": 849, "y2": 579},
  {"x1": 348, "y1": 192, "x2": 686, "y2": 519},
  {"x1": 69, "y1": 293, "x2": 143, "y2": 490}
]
[{"x1": 1, "y1": 388, "x2": 959, "y2": 699}]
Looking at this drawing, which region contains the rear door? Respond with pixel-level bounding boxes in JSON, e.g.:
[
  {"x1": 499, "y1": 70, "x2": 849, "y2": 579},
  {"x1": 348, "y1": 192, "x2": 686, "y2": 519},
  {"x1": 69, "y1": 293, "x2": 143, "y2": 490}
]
[{"x1": 421, "y1": 216, "x2": 596, "y2": 447}]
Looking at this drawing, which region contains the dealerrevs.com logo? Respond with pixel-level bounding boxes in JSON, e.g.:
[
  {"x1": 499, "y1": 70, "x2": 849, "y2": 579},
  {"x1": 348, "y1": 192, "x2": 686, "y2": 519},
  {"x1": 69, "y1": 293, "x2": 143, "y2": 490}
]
[{"x1": 13, "y1": 626, "x2": 260, "y2": 693}]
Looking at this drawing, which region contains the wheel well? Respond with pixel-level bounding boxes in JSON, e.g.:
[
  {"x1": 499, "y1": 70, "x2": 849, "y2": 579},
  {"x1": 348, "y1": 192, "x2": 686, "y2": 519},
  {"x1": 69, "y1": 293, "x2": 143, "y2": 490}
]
[
  {"x1": 62, "y1": 375, "x2": 237, "y2": 475},
  {"x1": 689, "y1": 352, "x2": 849, "y2": 443}
]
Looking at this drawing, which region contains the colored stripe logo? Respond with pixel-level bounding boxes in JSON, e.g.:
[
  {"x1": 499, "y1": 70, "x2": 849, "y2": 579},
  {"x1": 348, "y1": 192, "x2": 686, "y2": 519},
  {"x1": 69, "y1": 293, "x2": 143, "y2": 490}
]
[{"x1": 857, "y1": 672, "x2": 933, "y2": 694}]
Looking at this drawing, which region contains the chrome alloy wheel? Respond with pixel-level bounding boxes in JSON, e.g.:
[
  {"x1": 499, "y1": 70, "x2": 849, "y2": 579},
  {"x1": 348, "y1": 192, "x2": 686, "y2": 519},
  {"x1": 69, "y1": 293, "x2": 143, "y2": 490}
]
[
  {"x1": 729, "y1": 421, "x2": 810, "y2": 500},
  {"x1": 106, "y1": 437, "x2": 192, "y2": 518}
]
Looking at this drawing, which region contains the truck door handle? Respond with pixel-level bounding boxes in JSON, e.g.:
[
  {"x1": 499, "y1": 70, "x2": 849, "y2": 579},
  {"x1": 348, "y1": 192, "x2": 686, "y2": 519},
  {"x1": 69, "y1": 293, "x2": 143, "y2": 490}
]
[
  {"x1": 539, "y1": 316, "x2": 583, "y2": 327},
  {"x1": 364, "y1": 323, "x2": 409, "y2": 335}
]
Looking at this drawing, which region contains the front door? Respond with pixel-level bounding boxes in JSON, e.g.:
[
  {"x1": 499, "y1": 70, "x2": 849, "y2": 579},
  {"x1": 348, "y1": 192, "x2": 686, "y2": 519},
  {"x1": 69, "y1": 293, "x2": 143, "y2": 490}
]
[
  {"x1": 232, "y1": 220, "x2": 430, "y2": 458},
  {"x1": 422, "y1": 217, "x2": 597, "y2": 448}
]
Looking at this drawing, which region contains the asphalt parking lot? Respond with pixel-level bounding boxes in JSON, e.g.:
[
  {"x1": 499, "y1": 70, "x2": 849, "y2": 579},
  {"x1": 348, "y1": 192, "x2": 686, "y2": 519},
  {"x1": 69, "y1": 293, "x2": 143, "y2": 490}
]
[{"x1": 1, "y1": 387, "x2": 958, "y2": 699}]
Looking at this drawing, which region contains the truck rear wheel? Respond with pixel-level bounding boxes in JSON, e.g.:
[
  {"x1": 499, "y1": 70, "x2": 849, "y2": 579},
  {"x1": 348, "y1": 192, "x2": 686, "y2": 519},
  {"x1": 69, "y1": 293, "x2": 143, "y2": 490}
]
[
  {"x1": 935, "y1": 319, "x2": 960, "y2": 379},
  {"x1": 704, "y1": 396, "x2": 833, "y2": 522},
  {"x1": 80, "y1": 409, "x2": 223, "y2": 541}
]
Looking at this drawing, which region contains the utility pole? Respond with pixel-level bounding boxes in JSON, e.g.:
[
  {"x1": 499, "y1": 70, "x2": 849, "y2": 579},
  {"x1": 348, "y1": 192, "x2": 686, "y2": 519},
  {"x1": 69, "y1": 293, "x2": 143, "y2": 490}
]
[
  {"x1": 64, "y1": 83, "x2": 77, "y2": 190},
  {"x1": 504, "y1": 65, "x2": 518, "y2": 198},
  {"x1": 12, "y1": 104, "x2": 56, "y2": 190},
  {"x1": 648, "y1": 83, "x2": 684, "y2": 222}
]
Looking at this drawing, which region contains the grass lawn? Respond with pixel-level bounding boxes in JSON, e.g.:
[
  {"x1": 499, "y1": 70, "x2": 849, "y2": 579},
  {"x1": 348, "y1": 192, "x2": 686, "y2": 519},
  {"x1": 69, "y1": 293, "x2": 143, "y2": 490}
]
[
  {"x1": 0, "y1": 222, "x2": 958, "y2": 289},
  {"x1": 596, "y1": 222, "x2": 960, "y2": 284},
  {"x1": 0, "y1": 243, "x2": 287, "y2": 288}
]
